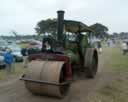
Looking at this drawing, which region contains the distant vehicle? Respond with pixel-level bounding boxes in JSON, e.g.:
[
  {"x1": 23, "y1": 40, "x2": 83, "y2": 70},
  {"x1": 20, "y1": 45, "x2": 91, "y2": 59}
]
[
  {"x1": 0, "y1": 52, "x2": 5, "y2": 68},
  {"x1": 12, "y1": 48, "x2": 23, "y2": 62},
  {"x1": 0, "y1": 40, "x2": 8, "y2": 50},
  {"x1": 7, "y1": 44, "x2": 23, "y2": 62},
  {"x1": 29, "y1": 40, "x2": 42, "y2": 46},
  {"x1": 27, "y1": 45, "x2": 41, "y2": 55},
  {"x1": 7, "y1": 40, "x2": 16, "y2": 45}
]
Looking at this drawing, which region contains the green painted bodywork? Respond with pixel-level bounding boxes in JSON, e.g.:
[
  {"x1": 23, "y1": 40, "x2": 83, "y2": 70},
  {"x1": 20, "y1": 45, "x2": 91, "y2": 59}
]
[{"x1": 64, "y1": 35, "x2": 89, "y2": 64}]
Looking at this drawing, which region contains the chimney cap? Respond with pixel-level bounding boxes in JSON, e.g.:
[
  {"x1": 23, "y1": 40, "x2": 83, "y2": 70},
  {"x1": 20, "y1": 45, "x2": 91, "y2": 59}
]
[{"x1": 57, "y1": 10, "x2": 65, "y2": 13}]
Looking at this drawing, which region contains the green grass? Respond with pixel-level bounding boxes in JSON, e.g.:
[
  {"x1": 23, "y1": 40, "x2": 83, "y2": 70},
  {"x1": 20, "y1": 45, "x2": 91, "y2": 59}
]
[
  {"x1": 88, "y1": 47, "x2": 128, "y2": 102},
  {"x1": 0, "y1": 70, "x2": 6, "y2": 80},
  {"x1": 18, "y1": 43, "x2": 29, "y2": 48},
  {"x1": 103, "y1": 47, "x2": 128, "y2": 72},
  {"x1": 88, "y1": 78, "x2": 128, "y2": 102},
  {"x1": 99, "y1": 78, "x2": 128, "y2": 102},
  {"x1": 0, "y1": 63, "x2": 25, "y2": 80}
]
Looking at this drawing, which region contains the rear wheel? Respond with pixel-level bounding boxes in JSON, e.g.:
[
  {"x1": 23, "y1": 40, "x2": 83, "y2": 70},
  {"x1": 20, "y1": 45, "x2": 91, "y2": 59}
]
[{"x1": 84, "y1": 48, "x2": 98, "y2": 78}]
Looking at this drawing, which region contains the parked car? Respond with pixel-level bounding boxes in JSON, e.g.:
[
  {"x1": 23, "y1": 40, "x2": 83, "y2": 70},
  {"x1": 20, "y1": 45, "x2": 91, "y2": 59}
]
[
  {"x1": 0, "y1": 40, "x2": 8, "y2": 51},
  {"x1": 27, "y1": 45, "x2": 41, "y2": 55},
  {"x1": 12, "y1": 48, "x2": 23, "y2": 62},
  {"x1": 0, "y1": 52, "x2": 6, "y2": 68},
  {"x1": 7, "y1": 44, "x2": 23, "y2": 62}
]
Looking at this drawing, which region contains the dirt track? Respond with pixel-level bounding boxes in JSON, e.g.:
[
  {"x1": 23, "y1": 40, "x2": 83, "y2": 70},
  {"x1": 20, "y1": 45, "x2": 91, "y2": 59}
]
[{"x1": 0, "y1": 52, "x2": 112, "y2": 102}]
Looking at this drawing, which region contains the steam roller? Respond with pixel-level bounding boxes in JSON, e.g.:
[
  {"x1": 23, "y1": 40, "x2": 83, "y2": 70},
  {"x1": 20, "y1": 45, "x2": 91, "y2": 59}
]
[{"x1": 21, "y1": 10, "x2": 98, "y2": 98}]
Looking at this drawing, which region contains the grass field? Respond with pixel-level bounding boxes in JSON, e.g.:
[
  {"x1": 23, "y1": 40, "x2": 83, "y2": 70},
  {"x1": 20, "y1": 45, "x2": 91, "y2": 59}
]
[
  {"x1": 18, "y1": 43, "x2": 29, "y2": 48},
  {"x1": 103, "y1": 47, "x2": 128, "y2": 72},
  {"x1": 88, "y1": 47, "x2": 128, "y2": 102},
  {"x1": 88, "y1": 78, "x2": 128, "y2": 102},
  {"x1": 0, "y1": 63, "x2": 25, "y2": 80}
]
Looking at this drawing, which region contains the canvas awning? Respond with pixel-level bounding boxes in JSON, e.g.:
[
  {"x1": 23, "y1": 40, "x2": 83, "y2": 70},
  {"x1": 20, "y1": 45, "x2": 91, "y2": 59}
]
[{"x1": 64, "y1": 20, "x2": 93, "y2": 33}]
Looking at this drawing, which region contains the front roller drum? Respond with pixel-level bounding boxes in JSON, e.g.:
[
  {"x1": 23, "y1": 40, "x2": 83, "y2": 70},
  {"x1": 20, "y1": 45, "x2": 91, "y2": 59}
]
[{"x1": 21, "y1": 61, "x2": 70, "y2": 98}]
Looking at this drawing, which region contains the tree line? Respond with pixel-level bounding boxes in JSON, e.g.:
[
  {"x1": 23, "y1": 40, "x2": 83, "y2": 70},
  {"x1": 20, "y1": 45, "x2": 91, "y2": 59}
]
[{"x1": 35, "y1": 18, "x2": 109, "y2": 39}]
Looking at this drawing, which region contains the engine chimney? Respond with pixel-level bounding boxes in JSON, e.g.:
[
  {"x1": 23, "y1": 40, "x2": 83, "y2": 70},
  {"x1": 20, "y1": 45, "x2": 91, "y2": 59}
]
[{"x1": 57, "y1": 10, "x2": 65, "y2": 41}]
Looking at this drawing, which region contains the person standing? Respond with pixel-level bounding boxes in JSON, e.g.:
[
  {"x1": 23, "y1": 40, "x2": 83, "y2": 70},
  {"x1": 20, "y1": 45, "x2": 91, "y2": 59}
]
[
  {"x1": 4, "y1": 48, "x2": 14, "y2": 73},
  {"x1": 97, "y1": 41, "x2": 102, "y2": 53},
  {"x1": 21, "y1": 48, "x2": 28, "y2": 68},
  {"x1": 122, "y1": 41, "x2": 127, "y2": 55}
]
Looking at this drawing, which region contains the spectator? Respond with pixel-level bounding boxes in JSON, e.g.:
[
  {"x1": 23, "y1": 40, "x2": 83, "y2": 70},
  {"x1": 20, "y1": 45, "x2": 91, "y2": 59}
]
[
  {"x1": 97, "y1": 42, "x2": 101, "y2": 49},
  {"x1": 97, "y1": 42, "x2": 102, "y2": 53},
  {"x1": 122, "y1": 41, "x2": 127, "y2": 55},
  {"x1": 4, "y1": 48, "x2": 14, "y2": 73},
  {"x1": 21, "y1": 48, "x2": 28, "y2": 68}
]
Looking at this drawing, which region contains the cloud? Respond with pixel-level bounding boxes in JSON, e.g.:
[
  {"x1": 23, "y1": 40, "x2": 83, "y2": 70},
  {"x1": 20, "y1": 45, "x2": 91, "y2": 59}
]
[{"x1": 0, "y1": 0, "x2": 128, "y2": 35}]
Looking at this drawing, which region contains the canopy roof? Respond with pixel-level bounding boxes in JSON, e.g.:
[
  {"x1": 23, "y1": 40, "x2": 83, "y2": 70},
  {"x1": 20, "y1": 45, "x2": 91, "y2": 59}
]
[
  {"x1": 51, "y1": 19, "x2": 93, "y2": 33},
  {"x1": 64, "y1": 20, "x2": 93, "y2": 33}
]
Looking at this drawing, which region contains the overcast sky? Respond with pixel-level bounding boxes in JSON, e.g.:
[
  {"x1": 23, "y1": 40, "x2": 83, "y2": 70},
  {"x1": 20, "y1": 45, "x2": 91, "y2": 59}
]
[{"x1": 0, "y1": 0, "x2": 128, "y2": 35}]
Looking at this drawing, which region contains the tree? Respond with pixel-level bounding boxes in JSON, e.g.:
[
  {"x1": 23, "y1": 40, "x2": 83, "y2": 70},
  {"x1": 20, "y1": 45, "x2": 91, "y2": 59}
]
[
  {"x1": 89, "y1": 23, "x2": 109, "y2": 38},
  {"x1": 35, "y1": 18, "x2": 57, "y2": 36}
]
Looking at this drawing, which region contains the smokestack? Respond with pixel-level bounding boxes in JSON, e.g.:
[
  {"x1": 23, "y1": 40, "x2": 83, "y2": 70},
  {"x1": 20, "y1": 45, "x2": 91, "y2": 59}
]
[{"x1": 57, "y1": 10, "x2": 65, "y2": 41}]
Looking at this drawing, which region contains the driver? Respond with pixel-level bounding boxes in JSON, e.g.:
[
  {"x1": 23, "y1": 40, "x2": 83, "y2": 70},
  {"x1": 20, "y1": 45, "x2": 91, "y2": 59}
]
[{"x1": 42, "y1": 41, "x2": 52, "y2": 53}]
